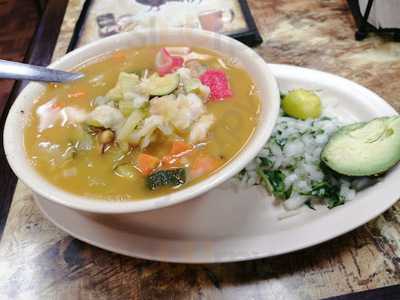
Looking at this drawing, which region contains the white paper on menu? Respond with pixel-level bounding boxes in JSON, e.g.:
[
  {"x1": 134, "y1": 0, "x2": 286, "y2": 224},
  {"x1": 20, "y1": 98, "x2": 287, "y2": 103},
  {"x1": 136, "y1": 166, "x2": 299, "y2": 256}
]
[
  {"x1": 77, "y1": 0, "x2": 248, "y2": 47},
  {"x1": 359, "y1": 0, "x2": 400, "y2": 29}
]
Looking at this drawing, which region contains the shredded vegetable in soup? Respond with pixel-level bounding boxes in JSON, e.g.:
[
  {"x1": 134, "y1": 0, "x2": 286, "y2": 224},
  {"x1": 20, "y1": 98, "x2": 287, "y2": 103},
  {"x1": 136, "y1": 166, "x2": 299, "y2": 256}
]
[{"x1": 24, "y1": 47, "x2": 260, "y2": 200}]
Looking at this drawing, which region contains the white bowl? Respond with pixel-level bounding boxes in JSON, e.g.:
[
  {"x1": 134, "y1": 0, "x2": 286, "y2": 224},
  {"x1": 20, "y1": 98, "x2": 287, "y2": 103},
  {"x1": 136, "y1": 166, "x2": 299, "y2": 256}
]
[{"x1": 4, "y1": 29, "x2": 280, "y2": 214}]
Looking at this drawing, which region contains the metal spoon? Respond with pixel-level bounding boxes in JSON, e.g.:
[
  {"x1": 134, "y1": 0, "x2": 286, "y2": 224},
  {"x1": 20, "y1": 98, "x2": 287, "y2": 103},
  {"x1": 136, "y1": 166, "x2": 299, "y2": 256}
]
[{"x1": 0, "y1": 59, "x2": 84, "y2": 83}]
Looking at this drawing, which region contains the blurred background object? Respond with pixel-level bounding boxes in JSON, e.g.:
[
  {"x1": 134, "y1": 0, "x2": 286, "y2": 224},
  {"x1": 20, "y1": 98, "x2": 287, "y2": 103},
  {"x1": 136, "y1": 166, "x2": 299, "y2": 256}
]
[
  {"x1": 70, "y1": 0, "x2": 262, "y2": 48},
  {"x1": 348, "y1": 0, "x2": 400, "y2": 41}
]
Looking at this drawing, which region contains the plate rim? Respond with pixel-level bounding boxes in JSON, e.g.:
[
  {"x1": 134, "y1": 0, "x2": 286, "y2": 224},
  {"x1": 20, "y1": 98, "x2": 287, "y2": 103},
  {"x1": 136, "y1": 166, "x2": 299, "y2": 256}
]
[{"x1": 34, "y1": 64, "x2": 400, "y2": 263}]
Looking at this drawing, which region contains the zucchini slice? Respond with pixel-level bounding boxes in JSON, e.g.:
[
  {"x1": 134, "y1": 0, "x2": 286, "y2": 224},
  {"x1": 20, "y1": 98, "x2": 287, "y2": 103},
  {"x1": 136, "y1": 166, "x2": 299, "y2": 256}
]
[
  {"x1": 148, "y1": 73, "x2": 180, "y2": 96},
  {"x1": 146, "y1": 168, "x2": 186, "y2": 190}
]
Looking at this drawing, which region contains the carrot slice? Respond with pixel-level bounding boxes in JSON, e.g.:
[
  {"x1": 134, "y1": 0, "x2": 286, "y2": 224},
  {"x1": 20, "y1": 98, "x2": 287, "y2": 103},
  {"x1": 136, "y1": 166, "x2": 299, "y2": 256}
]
[
  {"x1": 136, "y1": 153, "x2": 160, "y2": 176},
  {"x1": 170, "y1": 141, "x2": 193, "y2": 156},
  {"x1": 161, "y1": 156, "x2": 181, "y2": 170},
  {"x1": 190, "y1": 154, "x2": 221, "y2": 179},
  {"x1": 161, "y1": 141, "x2": 193, "y2": 166},
  {"x1": 161, "y1": 154, "x2": 174, "y2": 164}
]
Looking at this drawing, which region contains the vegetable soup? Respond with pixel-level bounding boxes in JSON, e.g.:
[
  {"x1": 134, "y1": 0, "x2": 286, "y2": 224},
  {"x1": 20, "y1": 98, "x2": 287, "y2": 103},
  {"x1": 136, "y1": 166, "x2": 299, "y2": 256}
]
[{"x1": 24, "y1": 46, "x2": 260, "y2": 200}]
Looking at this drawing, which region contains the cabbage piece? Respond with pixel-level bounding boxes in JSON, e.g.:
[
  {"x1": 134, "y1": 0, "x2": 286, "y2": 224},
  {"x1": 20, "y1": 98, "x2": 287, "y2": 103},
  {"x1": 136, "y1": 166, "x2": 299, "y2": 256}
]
[
  {"x1": 114, "y1": 163, "x2": 139, "y2": 179},
  {"x1": 137, "y1": 73, "x2": 158, "y2": 95},
  {"x1": 129, "y1": 115, "x2": 173, "y2": 148},
  {"x1": 119, "y1": 72, "x2": 149, "y2": 108},
  {"x1": 119, "y1": 72, "x2": 140, "y2": 92},
  {"x1": 36, "y1": 100, "x2": 60, "y2": 132},
  {"x1": 106, "y1": 72, "x2": 141, "y2": 102},
  {"x1": 61, "y1": 143, "x2": 78, "y2": 161},
  {"x1": 85, "y1": 105, "x2": 125, "y2": 130},
  {"x1": 72, "y1": 126, "x2": 94, "y2": 151},
  {"x1": 184, "y1": 60, "x2": 208, "y2": 78},
  {"x1": 183, "y1": 78, "x2": 210, "y2": 99},
  {"x1": 60, "y1": 107, "x2": 88, "y2": 125},
  {"x1": 149, "y1": 94, "x2": 178, "y2": 121},
  {"x1": 92, "y1": 96, "x2": 112, "y2": 107},
  {"x1": 117, "y1": 110, "x2": 144, "y2": 142},
  {"x1": 189, "y1": 114, "x2": 215, "y2": 143},
  {"x1": 118, "y1": 141, "x2": 131, "y2": 153},
  {"x1": 106, "y1": 84, "x2": 123, "y2": 102},
  {"x1": 176, "y1": 68, "x2": 192, "y2": 81},
  {"x1": 128, "y1": 93, "x2": 149, "y2": 109},
  {"x1": 150, "y1": 93, "x2": 205, "y2": 131},
  {"x1": 174, "y1": 93, "x2": 206, "y2": 129},
  {"x1": 177, "y1": 68, "x2": 210, "y2": 99},
  {"x1": 119, "y1": 100, "x2": 135, "y2": 117}
]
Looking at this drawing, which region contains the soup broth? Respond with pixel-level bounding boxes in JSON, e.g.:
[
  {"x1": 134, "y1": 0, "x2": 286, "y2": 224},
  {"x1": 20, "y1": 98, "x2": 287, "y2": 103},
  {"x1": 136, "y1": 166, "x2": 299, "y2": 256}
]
[{"x1": 24, "y1": 46, "x2": 260, "y2": 200}]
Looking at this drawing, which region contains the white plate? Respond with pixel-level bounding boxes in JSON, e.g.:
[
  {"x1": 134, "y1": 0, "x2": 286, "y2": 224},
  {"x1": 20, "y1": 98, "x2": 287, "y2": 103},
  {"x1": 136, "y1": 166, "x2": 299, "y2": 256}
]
[{"x1": 35, "y1": 64, "x2": 400, "y2": 263}]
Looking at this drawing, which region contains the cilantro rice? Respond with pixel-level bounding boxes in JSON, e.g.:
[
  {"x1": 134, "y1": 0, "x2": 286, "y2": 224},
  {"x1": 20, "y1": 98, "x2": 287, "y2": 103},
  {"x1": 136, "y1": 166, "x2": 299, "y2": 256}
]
[{"x1": 237, "y1": 114, "x2": 358, "y2": 210}]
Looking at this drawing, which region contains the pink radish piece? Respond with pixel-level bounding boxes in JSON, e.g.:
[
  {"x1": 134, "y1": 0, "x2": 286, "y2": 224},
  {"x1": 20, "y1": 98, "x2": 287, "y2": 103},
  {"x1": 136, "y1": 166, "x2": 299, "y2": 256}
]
[
  {"x1": 155, "y1": 48, "x2": 184, "y2": 76},
  {"x1": 199, "y1": 70, "x2": 233, "y2": 101}
]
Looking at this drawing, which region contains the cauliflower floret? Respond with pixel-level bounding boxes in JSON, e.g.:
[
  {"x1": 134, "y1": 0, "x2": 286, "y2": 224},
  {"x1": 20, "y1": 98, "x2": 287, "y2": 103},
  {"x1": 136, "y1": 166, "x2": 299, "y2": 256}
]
[
  {"x1": 185, "y1": 59, "x2": 208, "y2": 78},
  {"x1": 136, "y1": 73, "x2": 157, "y2": 95},
  {"x1": 119, "y1": 73, "x2": 149, "y2": 109},
  {"x1": 124, "y1": 92, "x2": 149, "y2": 109},
  {"x1": 150, "y1": 93, "x2": 205, "y2": 130},
  {"x1": 129, "y1": 115, "x2": 173, "y2": 148},
  {"x1": 106, "y1": 72, "x2": 149, "y2": 109},
  {"x1": 189, "y1": 114, "x2": 215, "y2": 144},
  {"x1": 116, "y1": 110, "x2": 144, "y2": 142},
  {"x1": 173, "y1": 93, "x2": 205, "y2": 129},
  {"x1": 37, "y1": 101, "x2": 89, "y2": 132},
  {"x1": 86, "y1": 105, "x2": 125, "y2": 130},
  {"x1": 183, "y1": 93, "x2": 205, "y2": 118},
  {"x1": 176, "y1": 67, "x2": 192, "y2": 81},
  {"x1": 177, "y1": 68, "x2": 210, "y2": 100},
  {"x1": 149, "y1": 94, "x2": 178, "y2": 121},
  {"x1": 106, "y1": 72, "x2": 139, "y2": 101}
]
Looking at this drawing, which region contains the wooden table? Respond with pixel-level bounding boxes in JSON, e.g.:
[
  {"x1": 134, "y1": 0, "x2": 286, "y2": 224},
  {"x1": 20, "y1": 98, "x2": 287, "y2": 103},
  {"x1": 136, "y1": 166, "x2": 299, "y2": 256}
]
[{"x1": 1, "y1": 0, "x2": 400, "y2": 299}]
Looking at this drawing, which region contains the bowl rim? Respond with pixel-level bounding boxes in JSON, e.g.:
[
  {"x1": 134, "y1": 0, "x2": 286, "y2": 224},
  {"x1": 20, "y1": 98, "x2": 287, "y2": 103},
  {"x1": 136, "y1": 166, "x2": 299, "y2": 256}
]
[{"x1": 4, "y1": 28, "x2": 280, "y2": 214}]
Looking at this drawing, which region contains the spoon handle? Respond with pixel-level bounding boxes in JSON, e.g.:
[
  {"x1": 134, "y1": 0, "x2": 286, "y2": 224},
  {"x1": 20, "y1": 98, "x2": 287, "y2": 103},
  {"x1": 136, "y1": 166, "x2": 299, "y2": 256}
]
[{"x1": 0, "y1": 59, "x2": 84, "y2": 83}]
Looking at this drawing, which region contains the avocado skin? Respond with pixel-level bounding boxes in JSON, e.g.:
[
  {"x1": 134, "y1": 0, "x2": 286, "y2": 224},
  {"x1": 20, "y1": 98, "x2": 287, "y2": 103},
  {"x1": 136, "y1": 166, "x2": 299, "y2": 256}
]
[{"x1": 321, "y1": 116, "x2": 400, "y2": 176}]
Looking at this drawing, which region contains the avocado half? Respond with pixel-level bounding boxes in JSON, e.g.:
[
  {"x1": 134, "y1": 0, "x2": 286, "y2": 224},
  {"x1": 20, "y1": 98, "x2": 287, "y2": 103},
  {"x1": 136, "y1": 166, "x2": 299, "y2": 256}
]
[{"x1": 321, "y1": 116, "x2": 400, "y2": 176}]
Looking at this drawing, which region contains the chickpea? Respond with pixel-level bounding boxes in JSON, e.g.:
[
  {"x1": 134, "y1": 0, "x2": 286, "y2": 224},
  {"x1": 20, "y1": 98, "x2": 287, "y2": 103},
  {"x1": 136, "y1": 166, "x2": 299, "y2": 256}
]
[{"x1": 99, "y1": 129, "x2": 115, "y2": 144}]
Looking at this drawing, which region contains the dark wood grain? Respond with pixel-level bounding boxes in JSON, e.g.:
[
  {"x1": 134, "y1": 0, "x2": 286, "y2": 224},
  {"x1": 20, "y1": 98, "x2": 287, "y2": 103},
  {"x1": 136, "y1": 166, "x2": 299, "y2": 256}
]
[
  {"x1": 0, "y1": 0, "x2": 39, "y2": 238},
  {"x1": 34, "y1": 0, "x2": 48, "y2": 15},
  {"x1": 0, "y1": 0, "x2": 38, "y2": 115},
  {"x1": 0, "y1": 0, "x2": 69, "y2": 238},
  {"x1": 1, "y1": 0, "x2": 400, "y2": 299}
]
